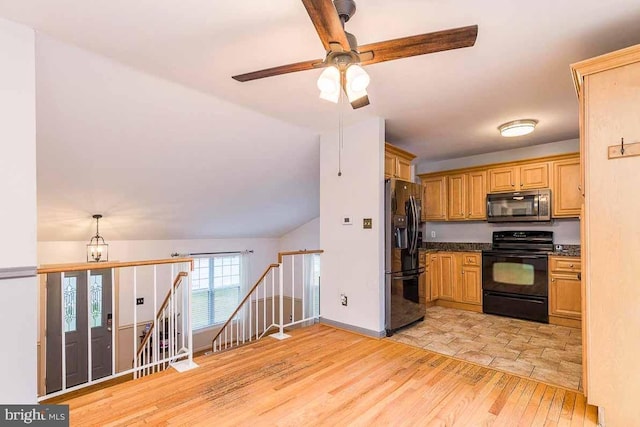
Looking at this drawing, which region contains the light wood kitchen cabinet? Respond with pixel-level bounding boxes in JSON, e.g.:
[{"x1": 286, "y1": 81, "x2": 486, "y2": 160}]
[
  {"x1": 460, "y1": 253, "x2": 482, "y2": 305},
  {"x1": 437, "y1": 253, "x2": 456, "y2": 301},
  {"x1": 467, "y1": 171, "x2": 487, "y2": 220},
  {"x1": 418, "y1": 252, "x2": 428, "y2": 304},
  {"x1": 447, "y1": 174, "x2": 466, "y2": 220},
  {"x1": 519, "y1": 162, "x2": 549, "y2": 190},
  {"x1": 385, "y1": 143, "x2": 416, "y2": 181},
  {"x1": 551, "y1": 157, "x2": 581, "y2": 217},
  {"x1": 488, "y1": 166, "x2": 518, "y2": 192},
  {"x1": 427, "y1": 252, "x2": 482, "y2": 307},
  {"x1": 488, "y1": 162, "x2": 549, "y2": 193},
  {"x1": 447, "y1": 171, "x2": 487, "y2": 221},
  {"x1": 422, "y1": 176, "x2": 447, "y2": 221},
  {"x1": 428, "y1": 254, "x2": 439, "y2": 301},
  {"x1": 549, "y1": 256, "x2": 582, "y2": 322}
]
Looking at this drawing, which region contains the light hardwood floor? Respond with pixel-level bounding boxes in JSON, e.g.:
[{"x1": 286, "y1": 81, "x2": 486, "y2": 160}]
[{"x1": 61, "y1": 324, "x2": 597, "y2": 426}]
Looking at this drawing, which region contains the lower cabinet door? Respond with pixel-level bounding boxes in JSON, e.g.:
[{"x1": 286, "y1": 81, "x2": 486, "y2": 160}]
[
  {"x1": 460, "y1": 266, "x2": 482, "y2": 305},
  {"x1": 549, "y1": 274, "x2": 581, "y2": 319}
]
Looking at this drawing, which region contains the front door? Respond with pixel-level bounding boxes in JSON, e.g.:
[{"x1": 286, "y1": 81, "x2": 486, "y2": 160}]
[{"x1": 46, "y1": 269, "x2": 113, "y2": 394}]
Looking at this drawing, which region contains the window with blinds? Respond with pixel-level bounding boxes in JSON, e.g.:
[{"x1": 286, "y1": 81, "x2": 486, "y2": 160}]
[{"x1": 191, "y1": 255, "x2": 241, "y2": 330}]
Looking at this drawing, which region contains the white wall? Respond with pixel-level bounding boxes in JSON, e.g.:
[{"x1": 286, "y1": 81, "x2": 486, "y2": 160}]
[
  {"x1": 0, "y1": 17, "x2": 37, "y2": 403},
  {"x1": 320, "y1": 118, "x2": 385, "y2": 335},
  {"x1": 419, "y1": 139, "x2": 581, "y2": 245},
  {"x1": 279, "y1": 217, "x2": 319, "y2": 252},
  {"x1": 38, "y1": 238, "x2": 280, "y2": 326}
]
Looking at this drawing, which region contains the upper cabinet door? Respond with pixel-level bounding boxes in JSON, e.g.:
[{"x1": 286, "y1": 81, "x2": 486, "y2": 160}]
[
  {"x1": 467, "y1": 171, "x2": 487, "y2": 220},
  {"x1": 552, "y1": 157, "x2": 581, "y2": 218},
  {"x1": 384, "y1": 152, "x2": 396, "y2": 179},
  {"x1": 519, "y1": 162, "x2": 549, "y2": 190},
  {"x1": 423, "y1": 176, "x2": 447, "y2": 221},
  {"x1": 488, "y1": 166, "x2": 518, "y2": 192},
  {"x1": 396, "y1": 157, "x2": 412, "y2": 181},
  {"x1": 447, "y1": 174, "x2": 466, "y2": 220}
]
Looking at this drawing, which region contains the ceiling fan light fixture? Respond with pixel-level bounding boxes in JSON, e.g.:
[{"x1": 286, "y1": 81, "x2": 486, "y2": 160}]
[
  {"x1": 317, "y1": 66, "x2": 341, "y2": 103},
  {"x1": 346, "y1": 85, "x2": 368, "y2": 104},
  {"x1": 346, "y1": 64, "x2": 370, "y2": 92},
  {"x1": 499, "y1": 119, "x2": 538, "y2": 137}
]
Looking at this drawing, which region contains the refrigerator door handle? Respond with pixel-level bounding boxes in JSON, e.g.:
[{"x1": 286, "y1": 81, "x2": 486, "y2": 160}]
[{"x1": 409, "y1": 195, "x2": 418, "y2": 255}]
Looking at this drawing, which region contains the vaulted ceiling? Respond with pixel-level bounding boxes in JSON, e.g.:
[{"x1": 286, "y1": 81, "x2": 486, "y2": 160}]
[{"x1": 1, "y1": 0, "x2": 639, "y2": 240}]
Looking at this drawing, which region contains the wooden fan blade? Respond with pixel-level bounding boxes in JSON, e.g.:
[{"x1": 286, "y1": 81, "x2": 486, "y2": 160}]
[
  {"x1": 232, "y1": 59, "x2": 325, "y2": 82},
  {"x1": 301, "y1": 0, "x2": 351, "y2": 52},
  {"x1": 358, "y1": 25, "x2": 478, "y2": 66}
]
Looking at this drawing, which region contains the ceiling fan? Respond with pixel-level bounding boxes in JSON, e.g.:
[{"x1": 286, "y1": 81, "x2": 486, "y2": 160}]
[{"x1": 232, "y1": 0, "x2": 478, "y2": 109}]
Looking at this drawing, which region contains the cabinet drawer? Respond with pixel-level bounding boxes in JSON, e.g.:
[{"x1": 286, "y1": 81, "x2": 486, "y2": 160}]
[
  {"x1": 462, "y1": 253, "x2": 481, "y2": 266},
  {"x1": 550, "y1": 257, "x2": 581, "y2": 273}
]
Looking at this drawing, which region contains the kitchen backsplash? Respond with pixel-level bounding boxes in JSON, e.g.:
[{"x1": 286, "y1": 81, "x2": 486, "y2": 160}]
[{"x1": 422, "y1": 218, "x2": 580, "y2": 245}]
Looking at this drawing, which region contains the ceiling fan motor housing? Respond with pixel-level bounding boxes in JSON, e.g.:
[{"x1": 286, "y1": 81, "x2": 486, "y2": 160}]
[{"x1": 334, "y1": 0, "x2": 356, "y2": 22}]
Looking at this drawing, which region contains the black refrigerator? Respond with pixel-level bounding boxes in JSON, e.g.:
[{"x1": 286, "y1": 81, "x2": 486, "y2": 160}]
[{"x1": 384, "y1": 178, "x2": 425, "y2": 336}]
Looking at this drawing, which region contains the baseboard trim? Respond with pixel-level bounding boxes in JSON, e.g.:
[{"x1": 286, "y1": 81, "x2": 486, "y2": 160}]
[
  {"x1": 320, "y1": 318, "x2": 386, "y2": 339},
  {"x1": 435, "y1": 300, "x2": 483, "y2": 313}
]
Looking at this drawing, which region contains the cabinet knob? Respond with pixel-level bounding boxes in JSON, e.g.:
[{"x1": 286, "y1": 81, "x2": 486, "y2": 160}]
[
  {"x1": 551, "y1": 278, "x2": 555, "y2": 282},
  {"x1": 569, "y1": 264, "x2": 574, "y2": 268},
  {"x1": 511, "y1": 183, "x2": 515, "y2": 187},
  {"x1": 520, "y1": 183, "x2": 523, "y2": 187}
]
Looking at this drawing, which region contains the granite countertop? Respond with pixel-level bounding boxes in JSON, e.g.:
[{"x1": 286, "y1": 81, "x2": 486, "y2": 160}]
[
  {"x1": 419, "y1": 242, "x2": 490, "y2": 252},
  {"x1": 419, "y1": 242, "x2": 581, "y2": 257}
]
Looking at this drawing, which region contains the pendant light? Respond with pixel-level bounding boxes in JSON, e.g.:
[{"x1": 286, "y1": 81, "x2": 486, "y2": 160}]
[{"x1": 87, "y1": 214, "x2": 109, "y2": 262}]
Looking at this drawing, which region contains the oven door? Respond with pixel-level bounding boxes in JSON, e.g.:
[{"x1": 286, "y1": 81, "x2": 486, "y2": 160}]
[{"x1": 482, "y1": 251, "x2": 548, "y2": 297}]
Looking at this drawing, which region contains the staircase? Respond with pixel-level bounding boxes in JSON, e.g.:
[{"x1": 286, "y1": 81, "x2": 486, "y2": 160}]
[
  {"x1": 135, "y1": 271, "x2": 190, "y2": 378},
  {"x1": 211, "y1": 250, "x2": 322, "y2": 352}
]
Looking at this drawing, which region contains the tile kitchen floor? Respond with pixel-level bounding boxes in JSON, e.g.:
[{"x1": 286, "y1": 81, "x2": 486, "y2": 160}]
[{"x1": 387, "y1": 305, "x2": 583, "y2": 391}]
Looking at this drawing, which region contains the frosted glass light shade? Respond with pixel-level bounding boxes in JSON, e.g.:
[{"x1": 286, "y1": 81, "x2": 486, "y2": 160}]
[
  {"x1": 499, "y1": 119, "x2": 538, "y2": 137},
  {"x1": 346, "y1": 64, "x2": 370, "y2": 92},
  {"x1": 317, "y1": 66, "x2": 341, "y2": 103}
]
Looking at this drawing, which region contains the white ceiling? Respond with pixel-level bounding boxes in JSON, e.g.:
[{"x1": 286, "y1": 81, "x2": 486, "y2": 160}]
[{"x1": 1, "y1": 0, "x2": 640, "y2": 240}]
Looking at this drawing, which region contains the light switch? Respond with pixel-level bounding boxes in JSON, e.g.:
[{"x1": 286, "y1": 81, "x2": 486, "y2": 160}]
[{"x1": 363, "y1": 218, "x2": 372, "y2": 229}]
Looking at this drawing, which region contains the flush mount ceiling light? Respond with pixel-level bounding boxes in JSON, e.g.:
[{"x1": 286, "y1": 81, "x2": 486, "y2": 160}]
[
  {"x1": 87, "y1": 214, "x2": 108, "y2": 262},
  {"x1": 499, "y1": 119, "x2": 538, "y2": 137}
]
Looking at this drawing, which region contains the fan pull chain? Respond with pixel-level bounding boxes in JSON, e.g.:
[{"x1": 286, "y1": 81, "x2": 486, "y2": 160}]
[{"x1": 338, "y1": 89, "x2": 344, "y2": 177}]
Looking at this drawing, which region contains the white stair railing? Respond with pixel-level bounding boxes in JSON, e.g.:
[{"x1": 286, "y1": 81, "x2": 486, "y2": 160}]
[
  {"x1": 134, "y1": 271, "x2": 189, "y2": 378},
  {"x1": 212, "y1": 250, "x2": 322, "y2": 352}
]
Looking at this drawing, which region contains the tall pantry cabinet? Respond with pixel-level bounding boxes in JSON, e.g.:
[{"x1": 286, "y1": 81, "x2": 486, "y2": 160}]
[{"x1": 571, "y1": 44, "x2": 640, "y2": 425}]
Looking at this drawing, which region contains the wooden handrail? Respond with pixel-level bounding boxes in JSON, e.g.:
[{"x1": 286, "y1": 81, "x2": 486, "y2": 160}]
[
  {"x1": 277, "y1": 249, "x2": 324, "y2": 263},
  {"x1": 135, "y1": 271, "x2": 188, "y2": 359},
  {"x1": 38, "y1": 258, "x2": 194, "y2": 274},
  {"x1": 210, "y1": 264, "x2": 279, "y2": 346}
]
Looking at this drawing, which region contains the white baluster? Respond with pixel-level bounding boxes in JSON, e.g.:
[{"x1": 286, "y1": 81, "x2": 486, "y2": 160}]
[
  {"x1": 291, "y1": 256, "x2": 295, "y2": 324},
  {"x1": 302, "y1": 254, "x2": 306, "y2": 321},
  {"x1": 133, "y1": 267, "x2": 137, "y2": 379},
  {"x1": 271, "y1": 268, "x2": 275, "y2": 327},
  {"x1": 61, "y1": 272, "x2": 66, "y2": 391},
  {"x1": 111, "y1": 268, "x2": 116, "y2": 376},
  {"x1": 87, "y1": 270, "x2": 92, "y2": 383}
]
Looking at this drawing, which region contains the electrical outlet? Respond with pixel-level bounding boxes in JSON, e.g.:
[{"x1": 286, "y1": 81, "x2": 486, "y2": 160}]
[
  {"x1": 342, "y1": 216, "x2": 352, "y2": 226},
  {"x1": 340, "y1": 294, "x2": 348, "y2": 306},
  {"x1": 431, "y1": 231, "x2": 436, "y2": 238},
  {"x1": 289, "y1": 314, "x2": 292, "y2": 321},
  {"x1": 136, "y1": 297, "x2": 144, "y2": 305}
]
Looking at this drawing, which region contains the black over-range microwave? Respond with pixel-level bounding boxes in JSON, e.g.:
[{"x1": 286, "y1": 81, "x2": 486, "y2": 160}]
[{"x1": 486, "y1": 189, "x2": 551, "y2": 222}]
